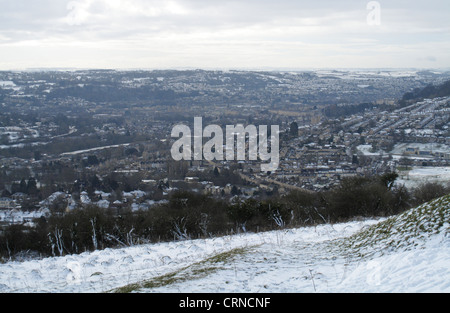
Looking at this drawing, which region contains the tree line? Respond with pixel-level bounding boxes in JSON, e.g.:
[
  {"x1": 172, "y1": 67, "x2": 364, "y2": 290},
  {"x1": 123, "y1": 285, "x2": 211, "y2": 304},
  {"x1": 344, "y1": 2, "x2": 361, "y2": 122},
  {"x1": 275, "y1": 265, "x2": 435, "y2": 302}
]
[{"x1": 1, "y1": 173, "x2": 448, "y2": 261}]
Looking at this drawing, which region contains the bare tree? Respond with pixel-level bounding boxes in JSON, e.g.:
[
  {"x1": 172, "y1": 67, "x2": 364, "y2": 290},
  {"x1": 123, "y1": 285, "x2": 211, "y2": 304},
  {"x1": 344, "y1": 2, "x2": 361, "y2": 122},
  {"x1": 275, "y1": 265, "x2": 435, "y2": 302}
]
[
  {"x1": 199, "y1": 213, "x2": 210, "y2": 237},
  {"x1": 126, "y1": 227, "x2": 135, "y2": 246},
  {"x1": 90, "y1": 218, "x2": 98, "y2": 250},
  {"x1": 172, "y1": 217, "x2": 190, "y2": 241},
  {"x1": 272, "y1": 209, "x2": 285, "y2": 228},
  {"x1": 52, "y1": 227, "x2": 64, "y2": 256}
]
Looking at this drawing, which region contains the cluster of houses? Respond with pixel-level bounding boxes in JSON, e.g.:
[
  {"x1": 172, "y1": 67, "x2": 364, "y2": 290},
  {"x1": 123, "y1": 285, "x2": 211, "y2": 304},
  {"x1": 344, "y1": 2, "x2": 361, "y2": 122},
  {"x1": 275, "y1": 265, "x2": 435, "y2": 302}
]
[{"x1": 0, "y1": 197, "x2": 48, "y2": 226}]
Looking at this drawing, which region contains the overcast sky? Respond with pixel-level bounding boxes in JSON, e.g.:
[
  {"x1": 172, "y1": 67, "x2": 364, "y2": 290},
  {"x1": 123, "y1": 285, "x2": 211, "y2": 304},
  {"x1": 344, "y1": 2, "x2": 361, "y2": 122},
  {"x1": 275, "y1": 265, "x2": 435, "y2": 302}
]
[{"x1": 0, "y1": 0, "x2": 449, "y2": 70}]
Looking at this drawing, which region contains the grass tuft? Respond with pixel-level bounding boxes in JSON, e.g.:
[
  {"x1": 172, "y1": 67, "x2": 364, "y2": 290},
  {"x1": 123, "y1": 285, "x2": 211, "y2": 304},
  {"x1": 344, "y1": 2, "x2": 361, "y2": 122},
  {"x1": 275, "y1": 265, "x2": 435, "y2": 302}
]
[
  {"x1": 110, "y1": 246, "x2": 252, "y2": 293},
  {"x1": 336, "y1": 194, "x2": 450, "y2": 258}
]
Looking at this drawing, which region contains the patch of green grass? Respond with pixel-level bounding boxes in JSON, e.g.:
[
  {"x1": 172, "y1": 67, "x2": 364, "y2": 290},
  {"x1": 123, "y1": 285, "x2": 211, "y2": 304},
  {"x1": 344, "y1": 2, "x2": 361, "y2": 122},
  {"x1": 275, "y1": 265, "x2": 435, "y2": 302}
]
[
  {"x1": 110, "y1": 246, "x2": 253, "y2": 293},
  {"x1": 335, "y1": 194, "x2": 450, "y2": 258}
]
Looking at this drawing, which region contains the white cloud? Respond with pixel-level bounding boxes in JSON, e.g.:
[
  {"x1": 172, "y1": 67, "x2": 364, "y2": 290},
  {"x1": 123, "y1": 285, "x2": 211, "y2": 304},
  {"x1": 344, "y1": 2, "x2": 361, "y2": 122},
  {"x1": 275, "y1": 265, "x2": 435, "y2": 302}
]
[{"x1": 65, "y1": 0, "x2": 91, "y2": 26}]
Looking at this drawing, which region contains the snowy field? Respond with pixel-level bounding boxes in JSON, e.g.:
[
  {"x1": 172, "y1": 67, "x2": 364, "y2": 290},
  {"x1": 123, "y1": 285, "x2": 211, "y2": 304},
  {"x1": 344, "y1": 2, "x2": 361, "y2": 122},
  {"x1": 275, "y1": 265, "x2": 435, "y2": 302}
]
[
  {"x1": 397, "y1": 166, "x2": 450, "y2": 189},
  {"x1": 1, "y1": 203, "x2": 449, "y2": 293}
]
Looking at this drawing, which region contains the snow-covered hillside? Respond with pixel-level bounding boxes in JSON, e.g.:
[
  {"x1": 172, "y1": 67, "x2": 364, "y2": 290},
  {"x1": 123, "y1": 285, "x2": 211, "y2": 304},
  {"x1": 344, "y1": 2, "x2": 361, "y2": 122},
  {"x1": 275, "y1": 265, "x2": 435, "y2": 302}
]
[{"x1": 1, "y1": 195, "x2": 449, "y2": 293}]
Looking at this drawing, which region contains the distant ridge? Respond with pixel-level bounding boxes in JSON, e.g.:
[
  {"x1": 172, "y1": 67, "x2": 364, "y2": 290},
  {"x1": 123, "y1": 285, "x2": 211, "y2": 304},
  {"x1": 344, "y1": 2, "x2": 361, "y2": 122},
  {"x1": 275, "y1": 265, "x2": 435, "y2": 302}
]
[{"x1": 400, "y1": 79, "x2": 450, "y2": 106}]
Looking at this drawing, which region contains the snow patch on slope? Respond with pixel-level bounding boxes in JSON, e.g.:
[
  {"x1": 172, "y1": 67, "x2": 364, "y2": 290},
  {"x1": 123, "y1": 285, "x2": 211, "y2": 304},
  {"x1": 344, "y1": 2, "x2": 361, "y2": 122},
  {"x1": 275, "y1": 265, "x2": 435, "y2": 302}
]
[{"x1": 0, "y1": 195, "x2": 449, "y2": 293}]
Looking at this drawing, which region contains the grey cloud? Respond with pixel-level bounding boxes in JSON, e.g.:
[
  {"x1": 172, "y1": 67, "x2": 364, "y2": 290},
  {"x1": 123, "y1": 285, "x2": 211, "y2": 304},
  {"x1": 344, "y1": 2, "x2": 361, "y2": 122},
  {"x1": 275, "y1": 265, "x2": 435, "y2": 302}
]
[
  {"x1": 0, "y1": 0, "x2": 448, "y2": 69},
  {"x1": 0, "y1": 0, "x2": 67, "y2": 28},
  {"x1": 1, "y1": 0, "x2": 448, "y2": 40}
]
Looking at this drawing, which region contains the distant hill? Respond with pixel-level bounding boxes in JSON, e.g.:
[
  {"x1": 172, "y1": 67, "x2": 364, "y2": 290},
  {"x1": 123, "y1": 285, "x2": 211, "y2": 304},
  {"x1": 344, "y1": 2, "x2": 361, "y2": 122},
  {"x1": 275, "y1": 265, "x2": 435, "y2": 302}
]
[{"x1": 399, "y1": 79, "x2": 450, "y2": 106}]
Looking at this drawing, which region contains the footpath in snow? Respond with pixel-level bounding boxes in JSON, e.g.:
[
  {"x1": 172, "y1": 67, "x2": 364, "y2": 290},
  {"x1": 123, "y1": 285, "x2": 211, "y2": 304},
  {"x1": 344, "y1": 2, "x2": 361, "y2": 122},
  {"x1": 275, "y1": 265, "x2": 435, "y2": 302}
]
[{"x1": 0, "y1": 220, "x2": 378, "y2": 292}]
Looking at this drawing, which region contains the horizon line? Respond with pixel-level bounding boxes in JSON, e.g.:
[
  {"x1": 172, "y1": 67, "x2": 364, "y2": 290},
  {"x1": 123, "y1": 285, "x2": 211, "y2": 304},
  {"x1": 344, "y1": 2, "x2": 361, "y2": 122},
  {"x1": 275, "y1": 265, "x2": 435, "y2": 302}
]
[{"x1": 2, "y1": 66, "x2": 450, "y2": 73}]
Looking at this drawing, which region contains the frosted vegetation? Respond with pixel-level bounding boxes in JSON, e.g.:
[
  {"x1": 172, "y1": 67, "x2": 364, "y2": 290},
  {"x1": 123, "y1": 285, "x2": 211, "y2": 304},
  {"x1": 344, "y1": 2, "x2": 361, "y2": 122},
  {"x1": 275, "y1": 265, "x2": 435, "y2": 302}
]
[{"x1": 0, "y1": 194, "x2": 448, "y2": 292}]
